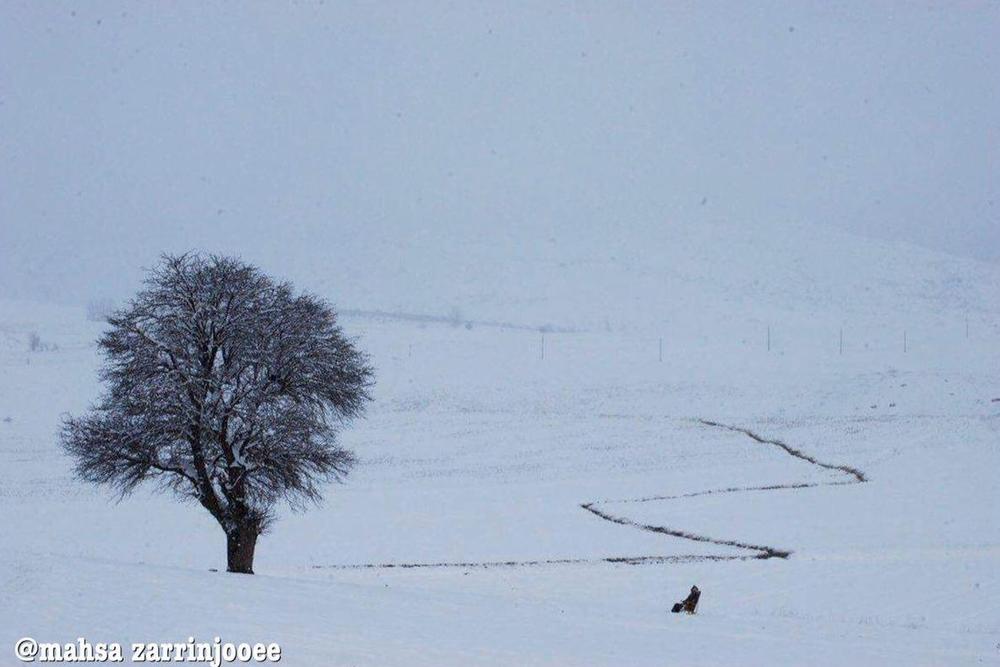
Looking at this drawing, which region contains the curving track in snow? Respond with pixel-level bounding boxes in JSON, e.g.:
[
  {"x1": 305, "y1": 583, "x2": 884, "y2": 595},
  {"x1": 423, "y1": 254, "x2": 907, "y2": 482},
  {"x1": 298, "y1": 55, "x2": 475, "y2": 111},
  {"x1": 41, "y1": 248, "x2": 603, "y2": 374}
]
[
  {"x1": 581, "y1": 419, "x2": 867, "y2": 561},
  {"x1": 313, "y1": 419, "x2": 867, "y2": 570}
]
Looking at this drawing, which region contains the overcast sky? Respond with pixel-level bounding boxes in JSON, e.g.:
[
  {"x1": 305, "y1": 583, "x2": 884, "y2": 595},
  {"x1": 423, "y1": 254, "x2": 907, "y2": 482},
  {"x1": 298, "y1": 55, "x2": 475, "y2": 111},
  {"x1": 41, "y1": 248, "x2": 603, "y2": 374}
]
[{"x1": 1, "y1": 1, "x2": 997, "y2": 304}]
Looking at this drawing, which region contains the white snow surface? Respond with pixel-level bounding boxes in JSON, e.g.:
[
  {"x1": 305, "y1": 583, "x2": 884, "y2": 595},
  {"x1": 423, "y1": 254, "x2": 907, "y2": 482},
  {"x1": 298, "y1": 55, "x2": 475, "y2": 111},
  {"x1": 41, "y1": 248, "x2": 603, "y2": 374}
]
[
  {"x1": 1, "y1": 267, "x2": 998, "y2": 666},
  {"x1": 2, "y1": 3, "x2": 999, "y2": 663}
]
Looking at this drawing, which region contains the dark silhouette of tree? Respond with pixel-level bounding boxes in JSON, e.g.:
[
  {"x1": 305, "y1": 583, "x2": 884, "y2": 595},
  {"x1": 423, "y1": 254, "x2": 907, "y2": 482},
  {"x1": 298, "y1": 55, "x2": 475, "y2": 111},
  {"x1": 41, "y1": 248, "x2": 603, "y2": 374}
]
[{"x1": 62, "y1": 253, "x2": 373, "y2": 573}]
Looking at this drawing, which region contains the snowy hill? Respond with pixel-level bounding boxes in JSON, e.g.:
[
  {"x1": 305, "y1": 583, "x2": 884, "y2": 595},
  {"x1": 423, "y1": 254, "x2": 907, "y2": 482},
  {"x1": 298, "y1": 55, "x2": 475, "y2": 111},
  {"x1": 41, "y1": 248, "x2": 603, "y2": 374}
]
[
  {"x1": 1, "y1": 274, "x2": 998, "y2": 664},
  {"x1": 291, "y1": 216, "x2": 1000, "y2": 336},
  {"x1": 1, "y1": 2, "x2": 998, "y2": 664}
]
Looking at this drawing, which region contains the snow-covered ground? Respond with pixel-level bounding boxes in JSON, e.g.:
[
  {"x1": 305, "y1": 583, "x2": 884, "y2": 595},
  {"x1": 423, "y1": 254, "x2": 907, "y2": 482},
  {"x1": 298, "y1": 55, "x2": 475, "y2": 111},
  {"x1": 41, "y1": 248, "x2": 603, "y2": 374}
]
[
  {"x1": 2, "y1": 1, "x2": 998, "y2": 663},
  {"x1": 1, "y1": 291, "x2": 998, "y2": 665}
]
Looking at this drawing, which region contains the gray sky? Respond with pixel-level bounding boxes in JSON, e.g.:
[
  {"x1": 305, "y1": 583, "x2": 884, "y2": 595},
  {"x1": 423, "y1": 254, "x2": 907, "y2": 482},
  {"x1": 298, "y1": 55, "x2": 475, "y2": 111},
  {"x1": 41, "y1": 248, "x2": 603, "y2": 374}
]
[{"x1": 1, "y1": 1, "x2": 997, "y2": 305}]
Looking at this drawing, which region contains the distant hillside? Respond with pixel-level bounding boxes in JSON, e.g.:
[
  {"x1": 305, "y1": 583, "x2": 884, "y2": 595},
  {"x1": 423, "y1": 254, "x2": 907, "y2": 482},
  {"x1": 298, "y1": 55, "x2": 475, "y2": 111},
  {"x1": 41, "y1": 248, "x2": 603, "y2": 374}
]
[{"x1": 281, "y1": 216, "x2": 999, "y2": 340}]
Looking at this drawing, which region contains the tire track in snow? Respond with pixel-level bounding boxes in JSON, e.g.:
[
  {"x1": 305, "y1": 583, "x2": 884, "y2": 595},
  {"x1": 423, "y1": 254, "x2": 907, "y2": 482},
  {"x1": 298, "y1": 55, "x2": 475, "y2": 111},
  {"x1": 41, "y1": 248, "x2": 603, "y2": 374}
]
[
  {"x1": 581, "y1": 420, "x2": 867, "y2": 561},
  {"x1": 579, "y1": 501, "x2": 791, "y2": 560},
  {"x1": 313, "y1": 420, "x2": 866, "y2": 570},
  {"x1": 313, "y1": 554, "x2": 752, "y2": 571},
  {"x1": 698, "y1": 420, "x2": 866, "y2": 483}
]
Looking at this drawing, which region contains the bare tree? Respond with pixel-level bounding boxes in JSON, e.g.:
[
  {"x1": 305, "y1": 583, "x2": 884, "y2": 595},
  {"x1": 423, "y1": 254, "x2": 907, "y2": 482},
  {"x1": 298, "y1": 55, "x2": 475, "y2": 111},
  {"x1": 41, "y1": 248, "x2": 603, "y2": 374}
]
[{"x1": 62, "y1": 254, "x2": 373, "y2": 573}]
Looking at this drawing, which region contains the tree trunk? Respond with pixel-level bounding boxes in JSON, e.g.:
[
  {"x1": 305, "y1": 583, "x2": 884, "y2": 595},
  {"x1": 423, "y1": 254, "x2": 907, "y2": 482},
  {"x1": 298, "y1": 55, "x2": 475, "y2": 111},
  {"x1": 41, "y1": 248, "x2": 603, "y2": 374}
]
[{"x1": 226, "y1": 524, "x2": 258, "y2": 574}]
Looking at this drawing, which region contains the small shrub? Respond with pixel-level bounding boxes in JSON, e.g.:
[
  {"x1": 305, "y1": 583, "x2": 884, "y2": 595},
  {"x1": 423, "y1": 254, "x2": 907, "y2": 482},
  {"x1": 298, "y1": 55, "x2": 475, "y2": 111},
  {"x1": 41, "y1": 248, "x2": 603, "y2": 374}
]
[
  {"x1": 27, "y1": 332, "x2": 57, "y2": 352},
  {"x1": 86, "y1": 298, "x2": 116, "y2": 322}
]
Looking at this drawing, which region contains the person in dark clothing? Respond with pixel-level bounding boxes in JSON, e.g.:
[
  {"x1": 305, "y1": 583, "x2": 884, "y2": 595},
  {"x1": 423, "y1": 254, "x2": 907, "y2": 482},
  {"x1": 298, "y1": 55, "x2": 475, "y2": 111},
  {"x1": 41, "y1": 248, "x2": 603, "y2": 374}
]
[{"x1": 671, "y1": 585, "x2": 701, "y2": 614}]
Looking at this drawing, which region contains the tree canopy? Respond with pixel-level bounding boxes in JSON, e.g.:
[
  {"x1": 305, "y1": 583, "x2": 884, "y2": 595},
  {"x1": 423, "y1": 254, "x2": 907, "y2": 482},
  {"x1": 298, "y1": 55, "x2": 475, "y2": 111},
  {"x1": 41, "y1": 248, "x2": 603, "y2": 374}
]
[{"x1": 62, "y1": 253, "x2": 374, "y2": 572}]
